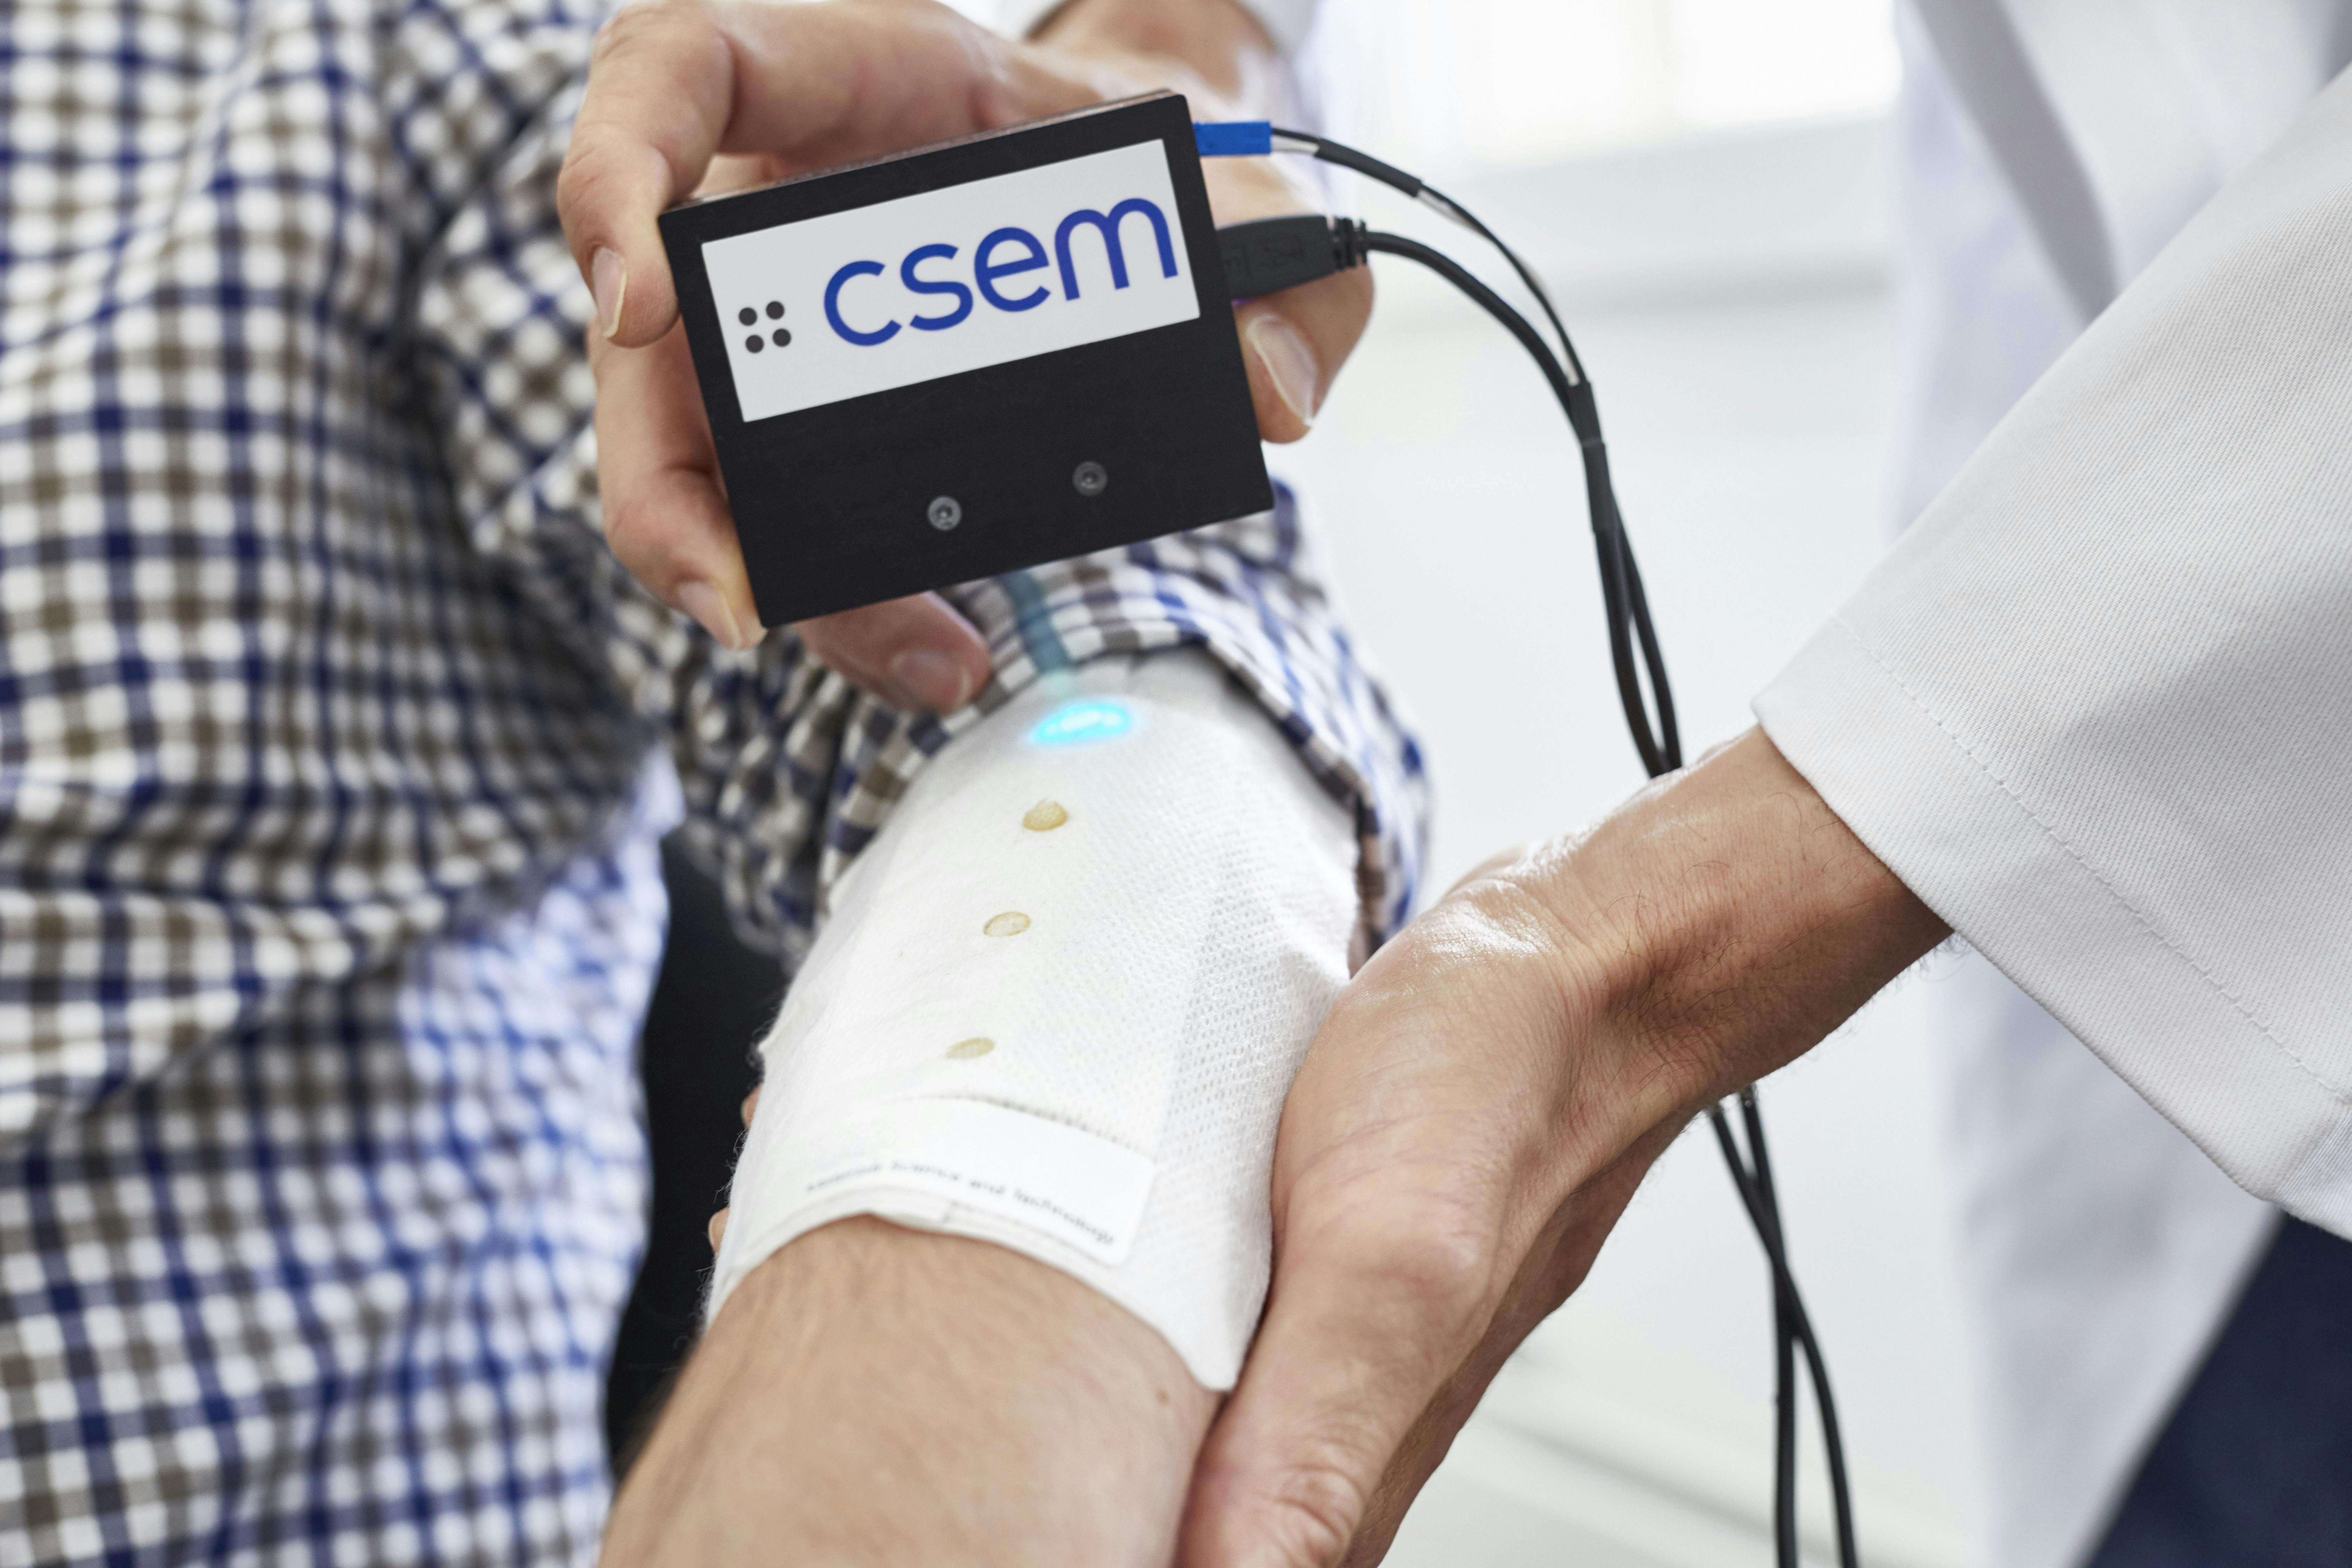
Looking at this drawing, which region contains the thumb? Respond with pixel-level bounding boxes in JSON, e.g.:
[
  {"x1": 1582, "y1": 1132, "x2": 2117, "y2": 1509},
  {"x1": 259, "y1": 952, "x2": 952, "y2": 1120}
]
[
  {"x1": 1179, "y1": 1133, "x2": 1677, "y2": 1568},
  {"x1": 1176, "y1": 1189, "x2": 1494, "y2": 1568},
  {"x1": 1205, "y1": 159, "x2": 1374, "y2": 442},
  {"x1": 1235, "y1": 276, "x2": 1370, "y2": 443}
]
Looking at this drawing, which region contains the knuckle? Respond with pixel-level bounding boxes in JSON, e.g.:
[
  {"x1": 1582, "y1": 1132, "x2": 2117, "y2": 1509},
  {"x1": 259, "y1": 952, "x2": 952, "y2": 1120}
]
[
  {"x1": 599, "y1": 495, "x2": 679, "y2": 588},
  {"x1": 1252, "y1": 1458, "x2": 1372, "y2": 1568},
  {"x1": 792, "y1": 606, "x2": 865, "y2": 651},
  {"x1": 557, "y1": 120, "x2": 641, "y2": 195},
  {"x1": 794, "y1": 622, "x2": 848, "y2": 670},
  {"x1": 570, "y1": 5, "x2": 730, "y2": 198},
  {"x1": 555, "y1": 125, "x2": 642, "y2": 238},
  {"x1": 552, "y1": 156, "x2": 598, "y2": 233},
  {"x1": 1294, "y1": 1182, "x2": 1501, "y2": 1337},
  {"x1": 797, "y1": 603, "x2": 916, "y2": 665},
  {"x1": 589, "y1": 0, "x2": 702, "y2": 69},
  {"x1": 555, "y1": 124, "x2": 607, "y2": 192},
  {"x1": 1369, "y1": 1219, "x2": 1495, "y2": 1321}
]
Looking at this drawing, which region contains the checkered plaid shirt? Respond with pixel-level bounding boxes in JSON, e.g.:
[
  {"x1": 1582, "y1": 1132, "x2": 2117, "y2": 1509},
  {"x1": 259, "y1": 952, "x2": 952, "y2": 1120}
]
[{"x1": 0, "y1": 0, "x2": 1426, "y2": 1559}]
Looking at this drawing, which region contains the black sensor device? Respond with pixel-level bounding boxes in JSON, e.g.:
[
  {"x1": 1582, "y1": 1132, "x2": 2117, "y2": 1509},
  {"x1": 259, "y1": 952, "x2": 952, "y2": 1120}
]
[{"x1": 660, "y1": 92, "x2": 1269, "y2": 627}]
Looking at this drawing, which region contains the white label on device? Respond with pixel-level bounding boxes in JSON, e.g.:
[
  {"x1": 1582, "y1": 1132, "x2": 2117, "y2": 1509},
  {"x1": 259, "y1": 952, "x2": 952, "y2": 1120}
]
[
  {"x1": 703, "y1": 140, "x2": 1200, "y2": 424},
  {"x1": 786, "y1": 1098, "x2": 1155, "y2": 1264}
]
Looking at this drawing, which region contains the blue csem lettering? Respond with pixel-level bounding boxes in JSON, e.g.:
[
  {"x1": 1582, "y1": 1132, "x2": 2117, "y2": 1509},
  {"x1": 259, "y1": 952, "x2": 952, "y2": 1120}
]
[
  {"x1": 900, "y1": 243, "x2": 973, "y2": 331},
  {"x1": 1054, "y1": 199, "x2": 1177, "y2": 300},
  {"x1": 819, "y1": 197, "x2": 1182, "y2": 348},
  {"x1": 824, "y1": 259, "x2": 898, "y2": 346},
  {"x1": 974, "y1": 227, "x2": 1050, "y2": 313}
]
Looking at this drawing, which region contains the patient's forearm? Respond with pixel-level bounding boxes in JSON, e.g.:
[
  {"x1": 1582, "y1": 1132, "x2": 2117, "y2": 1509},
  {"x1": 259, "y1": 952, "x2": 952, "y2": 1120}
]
[
  {"x1": 601, "y1": 1218, "x2": 1216, "y2": 1567},
  {"x1": 611, "y1": 652, "x2": 1358, "y2": 1562}
]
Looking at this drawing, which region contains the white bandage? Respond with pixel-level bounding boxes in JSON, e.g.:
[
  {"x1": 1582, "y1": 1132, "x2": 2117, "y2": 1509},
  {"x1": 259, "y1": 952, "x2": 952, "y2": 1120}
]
[{"x1": 706, "y1": 650, "x2": 1357, "y2": 1387}]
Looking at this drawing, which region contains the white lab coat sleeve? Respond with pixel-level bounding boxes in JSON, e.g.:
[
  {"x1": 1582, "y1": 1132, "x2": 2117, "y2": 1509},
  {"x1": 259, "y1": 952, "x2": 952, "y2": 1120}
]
[
  {"x1": 993, "y1": 0, "x2": 1320, "y2": 55},
  {"x1": 1753, "y1": 65, "x2": 2352, "y2": 1239}
]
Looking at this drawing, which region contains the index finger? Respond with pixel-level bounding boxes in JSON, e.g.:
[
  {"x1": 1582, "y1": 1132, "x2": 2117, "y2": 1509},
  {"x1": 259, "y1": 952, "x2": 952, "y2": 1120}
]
[
  {"x1": 557, "y1": 0, "x2": 736, "y2": 345},
  {"x1": 558, "y1": 0, "x2": 1102, "y2": 348}
]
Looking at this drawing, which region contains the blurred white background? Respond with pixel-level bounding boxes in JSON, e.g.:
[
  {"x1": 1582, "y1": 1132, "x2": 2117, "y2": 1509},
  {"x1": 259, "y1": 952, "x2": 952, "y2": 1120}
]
[
  {"x1": 1312, "y1": 0, "x2": 1899, "y2": 174},
  {"x1": 1268, "y1": 2, "x2": 1999, "y2": 1565}
]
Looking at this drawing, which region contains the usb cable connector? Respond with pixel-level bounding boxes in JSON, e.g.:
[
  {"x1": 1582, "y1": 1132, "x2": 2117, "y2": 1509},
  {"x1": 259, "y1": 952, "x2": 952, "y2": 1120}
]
[{"x1": 1215, "y1": 215, "x2": 1368, "y2": 300}]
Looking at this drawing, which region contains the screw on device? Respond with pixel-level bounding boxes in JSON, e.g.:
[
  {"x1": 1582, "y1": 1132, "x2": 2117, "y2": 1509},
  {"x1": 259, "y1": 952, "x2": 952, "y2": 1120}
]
[
  {"x1": 1072, "y1": 461, "x2": 1108, "y2": 497},
  {"x1": 927, "y1": 496, "x2": 963, "y2": 531}
]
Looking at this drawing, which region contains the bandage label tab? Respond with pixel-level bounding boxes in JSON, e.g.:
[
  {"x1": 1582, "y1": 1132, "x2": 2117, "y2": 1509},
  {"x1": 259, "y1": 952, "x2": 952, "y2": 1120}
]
[
  {"x1": 793, "y1": 1099, "x2": 1155, "y2": 1265},
  {"x1": 660, "y1": 93, "x2": 1270, "y2": 628},
  {"x1": 702, "y1": 141, "x2": 1200, "y2": 423}
]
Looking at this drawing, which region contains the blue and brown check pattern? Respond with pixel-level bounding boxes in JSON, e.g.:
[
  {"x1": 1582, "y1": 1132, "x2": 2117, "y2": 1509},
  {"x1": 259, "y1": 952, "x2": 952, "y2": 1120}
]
[{"x1": 0, "y1": 0, "x2": 1427, "y2": 1558}]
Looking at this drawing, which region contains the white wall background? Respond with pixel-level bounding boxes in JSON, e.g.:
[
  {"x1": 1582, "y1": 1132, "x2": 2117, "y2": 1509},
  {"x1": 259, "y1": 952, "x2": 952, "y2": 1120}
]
[
  {"x1": 1266, "y1": 7, "x2": 1998, "y2": 1561},
  {"x1": 1310, "y1": 0, "x2": 1899, "y2": 174}
]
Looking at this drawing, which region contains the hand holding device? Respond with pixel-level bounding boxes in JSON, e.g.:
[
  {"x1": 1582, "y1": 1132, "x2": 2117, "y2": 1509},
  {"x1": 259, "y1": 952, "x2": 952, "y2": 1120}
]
[
  {"x1": 556, "y1": 0, "x2": 1368, "y2": 706},
  {"x1": 662, "y1": 93, "x2": 1276, "y2": 625},
  {"x1": 1178, "y1": 730, "x2": 1948, "y2": 1568}
]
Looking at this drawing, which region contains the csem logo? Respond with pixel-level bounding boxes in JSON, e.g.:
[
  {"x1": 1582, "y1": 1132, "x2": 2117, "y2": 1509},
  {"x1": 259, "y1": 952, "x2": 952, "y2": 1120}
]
[
  {"x1": 701, "y1": 142, "x2": 1200, "y2": 423},
  {"x1": 821, "y1": 199, "x2": 1178, "y2": 347}
]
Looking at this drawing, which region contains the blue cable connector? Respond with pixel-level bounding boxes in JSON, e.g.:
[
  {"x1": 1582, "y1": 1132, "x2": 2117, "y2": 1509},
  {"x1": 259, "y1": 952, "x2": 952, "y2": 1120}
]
[{"x1": 1193, "y1": 120, "x2": 1274, "y2": 157}]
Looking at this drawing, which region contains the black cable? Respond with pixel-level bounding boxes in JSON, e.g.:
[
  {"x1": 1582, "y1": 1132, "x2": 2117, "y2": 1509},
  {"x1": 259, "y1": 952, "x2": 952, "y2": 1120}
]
[
  {"x1": 1312, "y1": 197, "x2": 1853, "y2": 1568},
  {"x1": 1270, "y1": 127, "x2": 1589, "y2": 385},
  {"x1": 1221, "y1": 142, "x2": 1852, "y2": 1564},
  {"x1": 1262, "y1": 131, "x2": 1678, "y2": 770},
  {"x1": 1740, "y1": 1093, "x2": 1859, "y2": 1568},
  {"x1": 1351, "y1": 230, "x2": 1677, "y2": 777},
  {"x1": 1798, "y1": 1280, "x2": 1860, "y2": 1563},
  {"x1": 1707, "y1": 1094, "x2": 1861, "y2": 1568},
  {"x1": 1730, "y1": 1101, "x2": 1802, "y2": 1566}
]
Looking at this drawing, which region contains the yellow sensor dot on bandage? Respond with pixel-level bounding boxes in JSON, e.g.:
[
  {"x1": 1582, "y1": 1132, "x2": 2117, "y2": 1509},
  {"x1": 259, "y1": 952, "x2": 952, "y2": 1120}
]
[
  {"x1": 946, "y1": 1037, "x2": 995, "y2": 1060},
  {"x1": 983, "y1": 911, "x2": 1031, "y2": 937},
  {"x1": 1022, "y1": 800, "x2": 1068, "y2": 831}
]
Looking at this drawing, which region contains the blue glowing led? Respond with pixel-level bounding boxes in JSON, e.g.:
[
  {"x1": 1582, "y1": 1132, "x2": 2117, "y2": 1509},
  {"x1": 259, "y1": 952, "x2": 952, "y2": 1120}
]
[{"x1": 1028, "y1": 699, "x2": 1134, "y2": 748}]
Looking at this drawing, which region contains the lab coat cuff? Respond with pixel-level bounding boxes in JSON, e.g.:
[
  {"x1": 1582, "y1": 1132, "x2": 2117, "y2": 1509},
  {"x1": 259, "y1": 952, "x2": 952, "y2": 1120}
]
[{"x1": 1755, "y1": 616, "x2": 2352, "y2": 1238}]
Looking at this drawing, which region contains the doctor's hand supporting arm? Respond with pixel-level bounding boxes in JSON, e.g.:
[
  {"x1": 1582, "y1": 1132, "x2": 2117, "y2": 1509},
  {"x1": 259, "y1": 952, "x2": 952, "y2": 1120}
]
[
  {"x1": 1178, "y1": 728, "x2": 1947, "y2": 1568},
  {"x1": 557, "y1": 0, "x2": 1368, "y2": 710}
]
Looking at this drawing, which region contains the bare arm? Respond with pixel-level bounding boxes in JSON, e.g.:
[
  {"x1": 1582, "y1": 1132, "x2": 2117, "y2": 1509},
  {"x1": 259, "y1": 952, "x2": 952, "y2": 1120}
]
[
  {"x1": 606, "y1": 642, "x2": 1364, "y2": 1563},
  {"x1": 604, "y1": 1218, "x2": 1217, "y2": 1566}
]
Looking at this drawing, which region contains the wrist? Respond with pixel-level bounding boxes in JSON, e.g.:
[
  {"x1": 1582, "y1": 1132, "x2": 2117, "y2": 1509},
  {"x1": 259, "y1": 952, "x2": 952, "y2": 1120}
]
[{"x1": 1503, "y1": 729, "x2": 1948, "y2": 1119}]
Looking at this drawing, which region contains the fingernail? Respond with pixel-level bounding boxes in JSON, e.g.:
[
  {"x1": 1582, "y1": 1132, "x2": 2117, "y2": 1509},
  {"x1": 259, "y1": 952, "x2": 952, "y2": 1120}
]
[
  {"x1": 889, "y1": 648, "x2": 972, "y2": 712},
  {"x1": 1248, "y1": 314, "x2": 1322, "y2": 428},
  {"x1": 592, "y1": 246, "x2": 628, "y2": 340},
  {"x1": 677, "y1": 581, "x2": 747, "y2": 651}
]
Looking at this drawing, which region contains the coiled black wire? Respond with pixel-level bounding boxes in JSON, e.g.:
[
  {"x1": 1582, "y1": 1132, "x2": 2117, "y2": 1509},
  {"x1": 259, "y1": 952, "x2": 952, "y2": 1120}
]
[{"x1": 1276, "y1": 129, "x2": 1858, "y2": 1568}]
